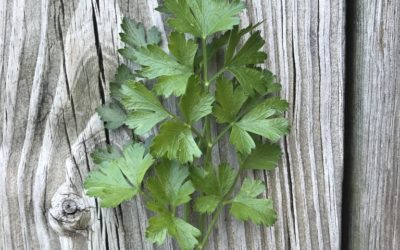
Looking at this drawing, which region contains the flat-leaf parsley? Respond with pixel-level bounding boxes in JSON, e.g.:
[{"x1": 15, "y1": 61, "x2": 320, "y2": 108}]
[{"x1": 84, "y1": 1, "x2": 290, "y2": 249}]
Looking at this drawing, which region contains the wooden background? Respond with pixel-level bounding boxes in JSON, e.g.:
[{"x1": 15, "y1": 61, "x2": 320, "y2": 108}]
[{"x1": 0, "y1": 0, "x2": 398, "y2": 249}]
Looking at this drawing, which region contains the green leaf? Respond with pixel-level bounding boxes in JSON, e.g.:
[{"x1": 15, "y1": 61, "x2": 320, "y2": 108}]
[
  {"x1": 123, "y1": 45, "x2": 191, "y2": 79},
  {"x1": 213, "y1": 77, "x2": 247, "y2": 123},
  {"x1": 229, "y1": 178, "x2": 277, "y2": 225},
  {"x1": 194, "y1": 195, "x2": 220, "y2": 214},
  {"x1": 152, "y1": 32, "x2": 198, "y2": 97},
  {"x1": 147, "y1": 26, "x2": 162, "y2": 45},
  {"x1": 263, "y1": 69, "x2": 282, "y2": 94},
  {"x1": 90, "y1": 145, "x2": 121, "y2": 165},
  {"x1": 146, "y1": 215, "x2": 168, "y2": 245},
  {"x1": 237, "y1": 117, "x2": 289, "y2": 141},
  {"x1": 191, "y1": 164, "x2": 236, "y2": 214},
  {"x1": 230, "y1": 125, "x2": 256, "y2": 154},
  {"x1": 120, "y1": 17, "x2": 161, "y2": 48},
  {"x1": 242, "y1": 97, "x2": 289, "y2": 120},
  {"x1": 230, "y1": 98, "x2": 289, "y2": 153},
  {"x1": 145, "y1": 161, "x2": 200, "y2": 249},
  {"x1": 225, "y1": 23, "x2": 262, "y2": 64},
  {"x1": 191, "y1": 164, "x2": 236, "y2": 196},
  {"x1": 110, "y1": 64, "x2": 135, "y2": 102},
  {"x1": 228, "y1": 31, "x2": 267, "y2": 66},
  {"x1": 153, "y1": 74, "x2": 192, "y2": 97},
  {"x1": 224, "y1": 26, "x2": 269, "y2": 95},
  {"x1": 96, "y1": 103, "x2": 127, "y2": 129},
  {"x1": 119, "y1": 17, "x2": 197, "y2": 97},
  {"x1": 169, "y1": 32, "x2": 198, "y2": 67},
  {"x1": 146, "y1": 214, "x2": 201, "y2": 250},
  {"x1": 242, "y1": 142, "x2": 282, "y2": 170},
  {"x1": 228, "y1": 66, "x2": 266, "y2": 95},
  {"x1": 84, "y1": 143, "x2": 154, "y2": 207},
  {"x1": 151, "y1": 121, "x2": 202, "y2": 163},
  {"x1": 146, "y1": 161, "x2": 195, "y2": 210},
  {"x1": 180, "y1": 76, "x2": 215, "y2": 123},
  {"x1": 161, "y1": 0, "x2": 245, "y2": 38},
  {"x1": 120, "y1": 81, "x2": 170, "y2": 135}
]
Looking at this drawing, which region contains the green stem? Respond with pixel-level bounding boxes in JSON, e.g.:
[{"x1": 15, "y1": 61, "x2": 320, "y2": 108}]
[
  {"x1": 204, "y1": 119, "x2": 212, "y2": 163},
  {"x1": 211, "y1": 123, "x2": 233, "y2": 146},
  {"x1": 198, "y1": 204, "x2": 224, "y2": 249},
  {"x1": 184, "y1": 203, "x2": 190, "y2": 222},
  {"x1": 201, "y1": 37, "x2": 213, "y2": 161},
  {"x1": 208, "y1": 67, "x2": 226, "y2": 83},
  {"x1": 197, "y1": 167, "x2": 244, "y2": 250},
  {"x1": 199, "y1": 213, "x2": 205, "y2": 237},
  {"x1": 202, "y1": 38, "x2": 208, "y2": 86}
]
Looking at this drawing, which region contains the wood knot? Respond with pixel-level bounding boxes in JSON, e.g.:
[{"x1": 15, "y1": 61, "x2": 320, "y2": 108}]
[
  {"x1": 48, "y1": 183, "x2": 91, "y2": 236},
  {"x1": 62, "y1": 199, "x2": 78, "y2": 215}
]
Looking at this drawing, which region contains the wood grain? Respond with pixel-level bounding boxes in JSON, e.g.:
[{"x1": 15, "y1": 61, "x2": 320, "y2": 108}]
[
  {"x1": 345, "y1": 0, "x2": 400, "y2": 249},
  {"x1": 0, "y1": 0, "x2": 346, "y2": 249}
]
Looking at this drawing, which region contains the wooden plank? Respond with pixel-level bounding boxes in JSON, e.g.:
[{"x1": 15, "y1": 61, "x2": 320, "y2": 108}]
[
  {"x1": 345, "y1": 0, "x2": 400, "y2": 249},
  {"x1": 0, "y1": 0, "x2": 345, "y2": 249},
  {"x1": 253, "y1": 0, "x2": 345, "y2": 249}
]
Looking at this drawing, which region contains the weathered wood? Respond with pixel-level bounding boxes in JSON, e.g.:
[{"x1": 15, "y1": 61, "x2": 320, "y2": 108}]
[
  {"x1": 345, "y1": 0, "x2": 400, "y2": 249},
  {"x1": 0, "y1": 0, "x2": 345, "y2": 249}
]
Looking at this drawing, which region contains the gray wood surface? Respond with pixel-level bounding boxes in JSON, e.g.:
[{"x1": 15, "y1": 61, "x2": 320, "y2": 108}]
[
  {"x1": 345, "y1": 0, "x2": 400, "y2": 249},
  {"x1": 0, "y1": 0, "x2": 347, "y2": 249}
]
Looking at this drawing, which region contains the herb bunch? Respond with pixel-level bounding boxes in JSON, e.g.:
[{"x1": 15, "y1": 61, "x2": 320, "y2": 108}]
[{"x1": 84, "y1": 0, "x2": 289, "y2": 249}]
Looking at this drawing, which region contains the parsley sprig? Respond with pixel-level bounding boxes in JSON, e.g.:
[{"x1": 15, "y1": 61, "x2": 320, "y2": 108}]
[{"x1": 84, "y1": 0, "x2": 289, "y2": 249}]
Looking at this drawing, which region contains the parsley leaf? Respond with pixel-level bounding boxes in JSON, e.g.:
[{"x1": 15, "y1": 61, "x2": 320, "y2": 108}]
[
  {"x1": 225, "y1": 23, "x2": 262, "y2": 64},
  {"x1": 84, "y1": 143, "x2": 154, "y2": 207},
  {"x1": 120, "y1": 17, "x2": 161, "y2": 48},
  {"x1": 146, "y1": 161, "x2": 195, "y2": 211},
  {"x1": 191, "y1": 164, "x2": 236, "y2": 214},
  {"x1": 230, "y1": 126, "x2": 256, "y2": 155},
  {"x1": 180, "y1": 76, "x2": 215, "y2": 123},
  {"x1": 228, "y1": 66, "x2": 266, "y2": 95},
  {"x1": 263, "y1": 69, "x2": 282, "y2": 94},
  {"x1": 169, "y1": 32, "x2": 198, "y2": 68},
  {"x1": 110, "y1": 64, "x2": 135, "y2": 102},
  {"x1": 151, "y1": 121, "x2": 202, "y2": 163},
  {"x1": 161, "y1": 0, "x2": 245, "y2": 38},
  {"x1": 145, "y1": 162, "x2": 201, "y2": 249},
  {"x1": 194, "y1": 196, "x2": 220, "y2": 214},
  {"x1": 229, "y1": 178, "x2": 277, "y2": 225},
  {"x1": 227, "y1": 31, "x2": 267, "y2": 66},
  {"x1": 224, "y1": 26, "x2": 269, "y2": 95},
  {"x1": 213, "y1": 77, "x2": 247, "y2": 123},
  {"x1": 118, "y1": 17, "x2": 195, "y2": 97},
  {"x1": 147, "y1": 215, "x2": 201, "y2": 250},
  {"x1": 153, "y1": 74, "x2": 192, "y2": 97},
  {"x1": 96, "y1": 103, "x2": 127, "y2": 129},
  {"x1": 123, "y1": 45, "x2": 191, "y2": 79},
  {"x1": 120, "y1": 80, "x2": 170, "y2": 135},
  {"x1": 153, "y1": 32, "x2": 198, "y2": 97},
  {"x1": 97, "y1": 65, "x2": 134, "y2": 130},
  {"x1": 90, "y1": 146, "x2": 121, "y2": 165},
  {"x1": 230, "y1": 98, "x2": 289, "y2": 154},
  {"x1": 242, "y1": 142, "x2": 282, "y2": 170}
]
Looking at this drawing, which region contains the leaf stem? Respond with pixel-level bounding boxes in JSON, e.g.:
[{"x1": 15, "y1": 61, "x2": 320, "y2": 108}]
[
  {"x1": 208, "y1": 67, "x2": 226, "y2": 83},
  {"x1": 184, "y1": 203, "x2": 190, "y2": 222},
  {"x1": 202, "y1": 38, "x2": 209, "y2": 86},
  {"x1": 211, "y1": 124, "x2": 233, "y2": 146},
  {"x1": 202, "y1": 37, "x2": 213, "y2": 161}
]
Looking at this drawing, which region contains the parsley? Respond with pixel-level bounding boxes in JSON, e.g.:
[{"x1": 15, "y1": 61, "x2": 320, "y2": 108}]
[{"x1": 84, "y1": 0, "x2": 290, "y2": 249}]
